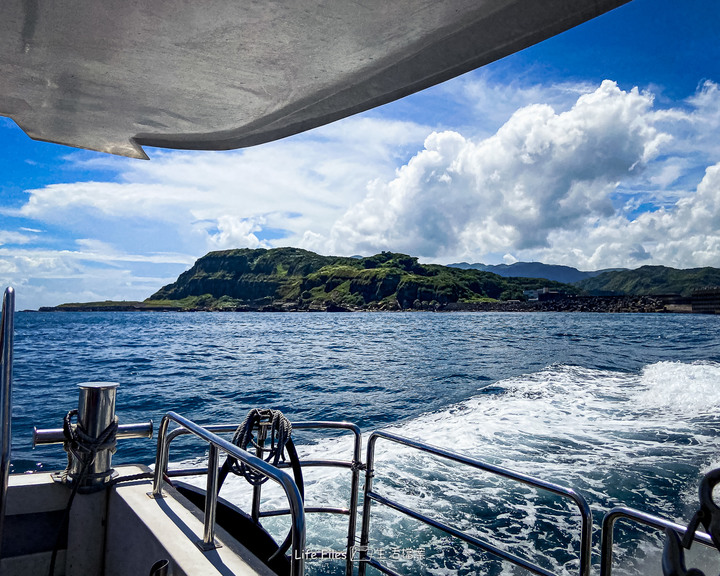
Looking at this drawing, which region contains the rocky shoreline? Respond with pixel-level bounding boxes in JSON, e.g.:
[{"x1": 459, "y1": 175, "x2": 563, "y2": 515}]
[
  {"x1": 39, "y1": 295, "x2": 688, "y2": 313},
  {"x1": 442, "y1": 295, "x2": 671, "y2": 313},
  {"x1": 253, "y1": 295, "x2": 670, "y2": 313}
]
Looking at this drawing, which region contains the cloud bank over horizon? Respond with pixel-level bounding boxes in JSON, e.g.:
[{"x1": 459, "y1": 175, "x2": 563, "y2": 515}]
[
  {"x1": 306, "y1": 80, "x2": 720, "y2": 270},
  {"x1": 2, "y1": 77, "x2": 720, "y2": 309}
]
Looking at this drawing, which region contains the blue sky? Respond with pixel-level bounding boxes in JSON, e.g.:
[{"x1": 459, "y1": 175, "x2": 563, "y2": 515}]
[{"x1": 1, "y1": 0, "x2": 719, "y2": 310}]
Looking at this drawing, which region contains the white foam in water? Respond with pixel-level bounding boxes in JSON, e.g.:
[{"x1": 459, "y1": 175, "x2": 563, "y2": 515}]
[
  {"x1": 635, "y1": 361, "x2": 720, "y2": 415},
  {"x1": 176, "y1": 361, "x2": 720, "y2": 575},
  {"x1": 374, "y1": 361, "x2": 720, "y2": 575}
]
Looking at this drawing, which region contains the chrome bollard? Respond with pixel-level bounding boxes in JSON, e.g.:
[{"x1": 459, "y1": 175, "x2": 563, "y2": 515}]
[
  {"x1": 36, "y1": 381, "x2": 154, "y2": 491},
  {"x1": 69, "y1": 382, "x2": 119, "y2": 491}
]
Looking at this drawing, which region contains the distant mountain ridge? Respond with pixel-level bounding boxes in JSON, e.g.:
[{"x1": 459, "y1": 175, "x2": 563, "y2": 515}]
[
  {"x1": 449, "y1": 261, "x2": 720, "y2": 296},
  {"x1": 449, "y1": 261, "x2": 623, "y2": 284},
  {"x1": 574, "y1": 265, "x2": 720, "y2": 297}
]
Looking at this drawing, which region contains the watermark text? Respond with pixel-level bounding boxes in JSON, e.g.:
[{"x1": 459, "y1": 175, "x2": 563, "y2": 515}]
[{"x1": 294, "y1": 545, "x2": 426, "y2": 562}]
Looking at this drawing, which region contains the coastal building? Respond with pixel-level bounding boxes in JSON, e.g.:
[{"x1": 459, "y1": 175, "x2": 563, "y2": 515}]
[
  {"x1": 691, "y1": 287, "x2": 720, "y2": 314},
  {"x1": 524, "y1": 287, "x2": 563, "y2": 302},
  {"x1": 538, "y1": 288, "x2": 562, "y2": 302},
  {"x1": 523, "y1": 289, "x2": 539, "y2": 301}
]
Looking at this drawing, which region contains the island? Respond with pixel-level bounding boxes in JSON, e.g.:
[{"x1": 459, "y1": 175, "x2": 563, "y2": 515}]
[{"x1": 39, "y1": 248, "x2": 720, "y2": 314}]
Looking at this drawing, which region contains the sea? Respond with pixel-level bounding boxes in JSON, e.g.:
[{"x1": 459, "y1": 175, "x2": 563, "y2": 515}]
[{"x1": 9, "y1": 311, "x2": 720, "y2": 575}]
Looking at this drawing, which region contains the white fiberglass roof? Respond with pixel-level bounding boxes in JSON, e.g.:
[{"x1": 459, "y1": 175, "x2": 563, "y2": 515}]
[{"x1": 0, "y1": 0, "x2": 629, "y2": 159}]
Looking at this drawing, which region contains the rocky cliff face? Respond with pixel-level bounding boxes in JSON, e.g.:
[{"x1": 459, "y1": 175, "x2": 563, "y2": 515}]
[
  {"x1": 46, "y1": 248, "x2": 715, "y2": 313},
  {"x1": 151, "y1": 248, "x2": 350, "y2": 302},
  {"x1": 148, "y1": 248, "x2": 572, "y2": 311}
]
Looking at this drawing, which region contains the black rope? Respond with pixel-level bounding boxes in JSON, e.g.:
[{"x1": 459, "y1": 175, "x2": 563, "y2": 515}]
[
  {"x1": 108, "y1": 471, "x2": 154, "y2": 486},
  {"x1": 224, "y1": 408, "x2": 293, "y2": 486},
  {"x1": 216, "y1": 408, "x2": 304, "y2": 565},
  {"x1": 663, "y1": 468, "x2": 720, "y2": 576},
  {"x1": 59, "y1": 409, "x2": 118, "y2": 482}
]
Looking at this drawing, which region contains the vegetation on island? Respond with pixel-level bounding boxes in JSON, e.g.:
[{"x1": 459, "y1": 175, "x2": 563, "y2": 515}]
[
  {"x1": 43, "y1": 248, "x2": 720, "y2": 313},
  {"x1": 575, "y1": 265, "x2": 720, "y2": 297},
  {"x1": 135, "y1": 248, "x2": 572, "y2": 311}
]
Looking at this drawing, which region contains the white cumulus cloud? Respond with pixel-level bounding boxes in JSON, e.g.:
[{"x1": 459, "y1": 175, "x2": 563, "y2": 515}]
[
  {"x1": 316, "y1": 81, "x2": 670, "y2": 261},
  {"x1": 12, "y1": 117, "x2": 429, "y2": 256},
  {"x1": 201, "y1": 215, "x2": 267, "y2": 250}
]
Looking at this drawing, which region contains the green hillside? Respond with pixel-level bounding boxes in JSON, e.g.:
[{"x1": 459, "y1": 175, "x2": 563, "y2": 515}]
[
  {"x1": 575, "y1": 265, "x2": 720, "y2": 296},
  {"x1": 44, "y1": 249, "x2": 720, "y2": 312},
  {"x1": 146, "y1": 248, "x2": 574, "y2": 311}
]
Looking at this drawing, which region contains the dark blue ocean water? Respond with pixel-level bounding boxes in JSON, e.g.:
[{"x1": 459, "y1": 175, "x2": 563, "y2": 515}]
[
  {"x1": 9, "y1": 311, "x2": 720, "y2": 574},
  {"x1": 11, "y1": 311, "x2": 719, "y2": 470}
]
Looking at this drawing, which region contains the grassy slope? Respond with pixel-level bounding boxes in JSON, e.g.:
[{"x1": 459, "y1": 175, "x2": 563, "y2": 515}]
[
  {"x1": 575, "y1": 265, "x2": 720, "y2": 296},
  {"x1": 143, "y1": 248, "x2": 573, "y2": 310},
  {"x1": 48, "y1": 251, "x2": 720, "y2": 311}
]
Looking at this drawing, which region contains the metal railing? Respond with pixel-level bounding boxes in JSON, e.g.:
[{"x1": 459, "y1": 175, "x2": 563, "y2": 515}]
[
  {"x1": 151, "y1": 411, "x2": 306, "y2": 575},
  {"x1": 33, "y1": 421, "x2": 153, "y2": 446},
  {"x1": 600, "y1": 506, "x2": 714, "y2": 576},
  {"x1": 359, "y1": 430, "x2": 593, "y2": 576},
  {"x1": 0, "y1": 287, "x2": 15, "y2": 553},
  {"x1": 160, "y1": 420, "x2": 363, "y2": 576}
]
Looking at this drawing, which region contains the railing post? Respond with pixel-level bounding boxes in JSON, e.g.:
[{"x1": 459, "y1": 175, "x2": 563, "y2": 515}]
[
  {"x1": 151, "y1": 415, "x2": 171, "y2": 498},
  {"x1": 199, "y1": 443, "x2": 221, "y2": 550},
  {"x1": 0, "y1": 287, "x2": 15, "y2": 556},
  {"x1": 360, "y1": 430, "x2": 592, "y2": 576},
  {"x1": 600, "y1": 512, "x2": 617, "y2": 576},
  {"x1": 600, "y1": 506, "x2": 715, "y2": 576},
  {"x1": 345, "y1": 427, "x2": 362, "y2": 576},
  {"x1": 357, "y1": 434, "x2": 377, "y2": 576},
  {"x1": 251, "y1": 422, "x2": 268, "y2": 523}
]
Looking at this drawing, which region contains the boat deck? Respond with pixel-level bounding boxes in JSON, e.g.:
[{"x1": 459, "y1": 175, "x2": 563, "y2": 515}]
[{"x1": 2, "y1": 465, "x2": 273, "y2": 576}]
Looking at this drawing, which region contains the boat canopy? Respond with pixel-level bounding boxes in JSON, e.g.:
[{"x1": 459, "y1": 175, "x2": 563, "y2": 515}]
[{"x1": 0, "y1": 0, "x2": 629, "y2": 159}]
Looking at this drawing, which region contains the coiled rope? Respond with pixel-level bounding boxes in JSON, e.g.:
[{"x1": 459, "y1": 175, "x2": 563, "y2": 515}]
[
  {"x1": 60, "y1": 408, "x2": 118, "y2": 483},
  {"x1": 224, "y1": 408, "x2": 293, "y2": 486},
  {"x1": 218, "y1": 408, "x2": 303, "y2": 564}
]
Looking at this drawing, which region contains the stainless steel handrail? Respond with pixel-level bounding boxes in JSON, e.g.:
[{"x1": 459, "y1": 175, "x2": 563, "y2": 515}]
[
  {"x1": 0, "y1": 287, "x2": 15, "y2": 554},
  {"x1": 151, "y1": 411, "x2": 306, "y2": 575},
  {"x1": 359, "y1": 430, "x2": 593, "y2": 576},
  {"x1": 33, "y1": 421, "x2": 154, "y2": 446},
  {"x1": 158, "y1": 420, "x2": 362, "y2": 576},
  {"x1": 600, "y1": 506, "x2": 714, "y2": 576}
]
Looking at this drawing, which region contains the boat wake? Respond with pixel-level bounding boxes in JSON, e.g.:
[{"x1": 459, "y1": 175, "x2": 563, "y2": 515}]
[{"x1": 208, "y1": 361, "x2": 720, "y2": 575}]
